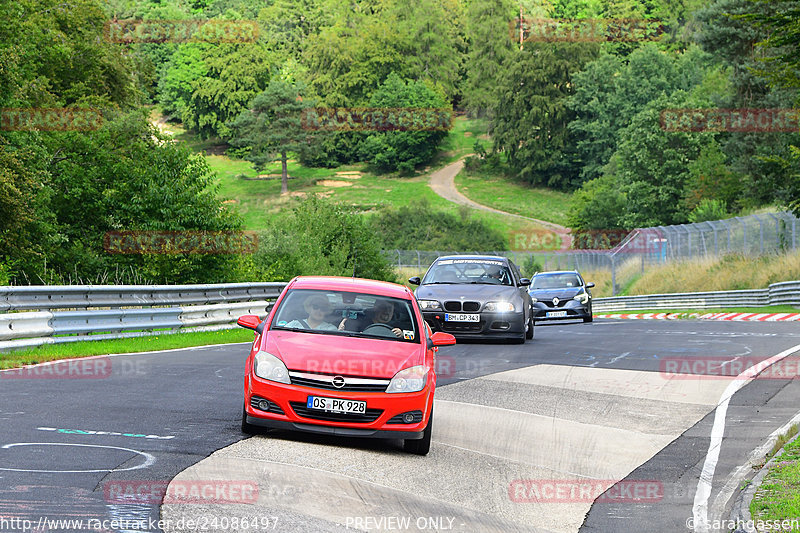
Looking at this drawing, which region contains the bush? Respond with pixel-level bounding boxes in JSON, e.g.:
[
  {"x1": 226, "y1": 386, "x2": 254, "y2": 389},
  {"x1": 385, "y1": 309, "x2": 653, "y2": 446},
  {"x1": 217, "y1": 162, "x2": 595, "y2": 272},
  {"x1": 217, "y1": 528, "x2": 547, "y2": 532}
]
[
  {"x1": 359, "y1": 73, "x2": 451, "y2": 174},
  {"x1": 520, "y1": 255, "x2": 543, "y2": 278},
  {"x1": 369, "y1": 198, "x2": 506, "y2": 251},
  {"x1": 251, "y1": 196, "x2": 395, "y2": 282},
  {"x1": 688, "y1": 199, "x2": 729, "y2": 223},
  {"x1": 298, "y1": 131, "x2": 366, "y2": 168}
]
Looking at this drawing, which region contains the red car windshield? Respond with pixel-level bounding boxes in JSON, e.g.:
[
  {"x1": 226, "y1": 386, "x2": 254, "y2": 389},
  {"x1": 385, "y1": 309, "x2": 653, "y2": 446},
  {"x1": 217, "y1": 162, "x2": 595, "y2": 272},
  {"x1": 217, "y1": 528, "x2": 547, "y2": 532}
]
[{"x1": 271, "y1": 289, "x2": 420, "y2": 342}]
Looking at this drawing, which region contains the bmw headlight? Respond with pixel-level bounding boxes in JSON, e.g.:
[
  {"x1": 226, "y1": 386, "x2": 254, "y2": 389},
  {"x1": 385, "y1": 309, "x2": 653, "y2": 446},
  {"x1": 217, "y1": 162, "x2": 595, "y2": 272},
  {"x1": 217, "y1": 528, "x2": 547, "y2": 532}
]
[
  {"x1": 254, "y1": 351, "x2": 290, "y2": 384},
  {"x1": 387, "y1": 366, "x2": 428, "y2": 393},
  {"x1": 484, "y1": 301, "x2": 515, "y2": 312},
  {"x1": 573, "y1": 291, "x2": 589, "y2": 304},
  {"x1": 418, "y1": 299, "x2": 442, "y2": 310}
]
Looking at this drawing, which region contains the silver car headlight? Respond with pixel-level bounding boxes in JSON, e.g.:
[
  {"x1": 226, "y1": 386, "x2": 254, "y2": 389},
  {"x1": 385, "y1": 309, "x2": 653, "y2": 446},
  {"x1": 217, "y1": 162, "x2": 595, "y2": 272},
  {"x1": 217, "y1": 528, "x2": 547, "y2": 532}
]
[
  {"x1": 387, "y1": 366, "x2": 428, "y2": 393},
  {"x1": 418, "y1": 299, "x2": 442, "y2": 310},
  {"x1": 254, "y1": 351, "x2": 290, "y2": 384},
  {"x1": 484, "y1": 301, "x2": 515, "y2": 312},
  {"x1": 573, "y1": 291, "x2": 589, "y2": 304},
  {"x1": 530, "y1": 296, "x2": 538, "y2": 303}
]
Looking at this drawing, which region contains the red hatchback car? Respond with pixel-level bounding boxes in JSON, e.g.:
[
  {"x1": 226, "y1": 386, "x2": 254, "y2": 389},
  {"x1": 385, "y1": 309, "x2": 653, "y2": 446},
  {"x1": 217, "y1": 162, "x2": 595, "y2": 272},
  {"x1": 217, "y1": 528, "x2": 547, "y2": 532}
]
[{"x1": 237, "y1": 276, "x2": 456, "y2": 455}]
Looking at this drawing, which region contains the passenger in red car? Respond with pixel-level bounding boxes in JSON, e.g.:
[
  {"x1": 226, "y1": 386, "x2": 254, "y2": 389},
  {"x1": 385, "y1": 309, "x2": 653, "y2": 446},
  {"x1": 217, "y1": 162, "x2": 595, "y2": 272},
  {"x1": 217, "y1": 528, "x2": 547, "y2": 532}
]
[{"x1": 286, "y1": 294, "x2": 337, "y2": 330}]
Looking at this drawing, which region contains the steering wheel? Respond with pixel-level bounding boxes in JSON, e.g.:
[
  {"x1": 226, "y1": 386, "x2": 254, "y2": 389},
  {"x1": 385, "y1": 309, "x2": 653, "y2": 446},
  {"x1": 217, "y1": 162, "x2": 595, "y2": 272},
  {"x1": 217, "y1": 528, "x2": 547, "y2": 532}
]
[{"x1": 362, "y1": 323, "x2": 397, "y2": 337}]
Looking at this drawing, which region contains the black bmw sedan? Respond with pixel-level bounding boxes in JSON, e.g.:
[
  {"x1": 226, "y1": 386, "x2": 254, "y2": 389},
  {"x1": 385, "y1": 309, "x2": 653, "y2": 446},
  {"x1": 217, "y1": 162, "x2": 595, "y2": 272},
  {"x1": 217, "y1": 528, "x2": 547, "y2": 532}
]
[
  {"x1": 528, "y1": 270, "x2": 595, "y2": 323},
  {"x1": 409, "y1": 256, "x2": 534, "y2": 343}
]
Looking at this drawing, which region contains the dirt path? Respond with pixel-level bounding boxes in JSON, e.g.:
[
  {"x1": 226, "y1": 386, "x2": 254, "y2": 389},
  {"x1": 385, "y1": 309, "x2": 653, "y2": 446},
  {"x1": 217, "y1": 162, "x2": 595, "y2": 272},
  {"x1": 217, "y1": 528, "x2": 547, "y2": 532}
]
[{"x1": 428, "y1": 159, "x2": 572, "y2": 250}]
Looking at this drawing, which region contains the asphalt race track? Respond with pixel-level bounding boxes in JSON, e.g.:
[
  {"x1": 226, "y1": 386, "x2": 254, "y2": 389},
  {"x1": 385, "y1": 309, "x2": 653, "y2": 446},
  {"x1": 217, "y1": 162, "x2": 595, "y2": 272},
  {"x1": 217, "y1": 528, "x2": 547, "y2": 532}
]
[{"x1": 1, "y1": 320, "x2": 799, "y2": 533}]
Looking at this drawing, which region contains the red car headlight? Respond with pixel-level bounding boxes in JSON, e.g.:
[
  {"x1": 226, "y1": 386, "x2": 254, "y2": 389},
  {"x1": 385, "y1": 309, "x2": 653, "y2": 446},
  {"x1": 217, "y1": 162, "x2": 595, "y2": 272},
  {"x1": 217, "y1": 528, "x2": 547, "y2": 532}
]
[
  {"x1": 387, "y1": 366, "x2": 428, "y2": 393},
  {"x1": 254, "y1": 351, "x2": 290, "y2": 384}
]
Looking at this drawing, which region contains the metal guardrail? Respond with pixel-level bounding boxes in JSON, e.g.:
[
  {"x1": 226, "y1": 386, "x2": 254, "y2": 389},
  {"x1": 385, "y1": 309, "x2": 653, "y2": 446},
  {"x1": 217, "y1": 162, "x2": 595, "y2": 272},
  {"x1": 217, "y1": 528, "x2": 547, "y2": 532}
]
[
  {"x1": 593, "y1": 281, "x2": 800, "y2": 312},
  {"x1": 2, "y1": 279, "x2": 796, "y2": 351},
  {"x1": 0, "y1": 283, "x2": 288, "y2": 351},
  {"x1": 0, "y1": 282, "x2": 286, "y2": 312}
]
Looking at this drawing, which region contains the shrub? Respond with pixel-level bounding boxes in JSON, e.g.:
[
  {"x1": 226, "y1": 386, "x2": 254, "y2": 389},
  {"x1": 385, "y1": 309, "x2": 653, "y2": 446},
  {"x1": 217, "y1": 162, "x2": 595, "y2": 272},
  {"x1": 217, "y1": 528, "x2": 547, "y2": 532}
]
[
  {"x1": 370, "y1": 198, "x2": 506, "y2": 251},
  {"x1": 251, "y1": 196, "x2": 395, "y2": 282}
]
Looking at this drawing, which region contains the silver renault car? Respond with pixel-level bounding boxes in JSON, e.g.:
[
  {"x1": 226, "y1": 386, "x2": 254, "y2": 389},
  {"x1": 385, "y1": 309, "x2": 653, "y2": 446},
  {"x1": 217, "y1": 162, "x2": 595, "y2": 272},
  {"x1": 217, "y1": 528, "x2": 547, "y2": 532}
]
[{"x1": 528, "y1": 270, "x2": 594, "y2": 323}]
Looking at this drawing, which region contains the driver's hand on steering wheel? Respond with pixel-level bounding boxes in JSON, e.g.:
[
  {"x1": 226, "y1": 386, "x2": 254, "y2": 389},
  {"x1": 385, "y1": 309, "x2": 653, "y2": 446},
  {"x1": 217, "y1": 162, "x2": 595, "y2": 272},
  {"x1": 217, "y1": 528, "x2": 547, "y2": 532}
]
[
  {"x1": 391, "y1": 327, "x2": 402, "y2": 338},
  {"x1": 338, "y1": 318, "x2": 347, "y2": 330}
]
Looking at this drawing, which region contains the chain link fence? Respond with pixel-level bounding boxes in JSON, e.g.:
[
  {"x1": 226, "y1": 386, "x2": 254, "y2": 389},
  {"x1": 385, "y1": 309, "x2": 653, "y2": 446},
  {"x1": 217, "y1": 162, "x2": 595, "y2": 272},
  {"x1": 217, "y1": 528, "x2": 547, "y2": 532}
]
[{"x1": 382, "y1": 211, "x2": 800, "y2": 296}]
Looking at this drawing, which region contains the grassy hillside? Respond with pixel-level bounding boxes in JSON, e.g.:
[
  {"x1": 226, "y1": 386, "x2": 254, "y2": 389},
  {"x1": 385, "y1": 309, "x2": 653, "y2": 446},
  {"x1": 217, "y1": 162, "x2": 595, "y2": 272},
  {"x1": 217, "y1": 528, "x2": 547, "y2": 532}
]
[
  {"x1": 154, "y1": 110, "x2": 571, "y2": 249},
  {"x1": 456, "y1": 168, "x2": 573, "y2": 227}
]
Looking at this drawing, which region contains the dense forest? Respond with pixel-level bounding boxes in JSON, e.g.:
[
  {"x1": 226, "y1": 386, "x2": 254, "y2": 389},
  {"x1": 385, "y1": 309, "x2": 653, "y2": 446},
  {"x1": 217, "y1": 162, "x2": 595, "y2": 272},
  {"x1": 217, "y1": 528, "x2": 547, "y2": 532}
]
[{"x1": 0, "y1": 0, "x2": 798, "y2": 284}]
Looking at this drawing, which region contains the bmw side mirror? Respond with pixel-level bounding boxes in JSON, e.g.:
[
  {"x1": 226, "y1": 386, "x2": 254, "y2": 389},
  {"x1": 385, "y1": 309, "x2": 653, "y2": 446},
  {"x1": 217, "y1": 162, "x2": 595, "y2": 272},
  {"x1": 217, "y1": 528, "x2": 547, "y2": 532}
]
[
  {"x1": 519, "y1": 278, "x2": 531, "y2": 286},
  {"x1": 408, "y1": 276, "x2": 421, "y2": 285},
  {"x1": 586, "y1": 282, "x2": 595, "y2": 288}
]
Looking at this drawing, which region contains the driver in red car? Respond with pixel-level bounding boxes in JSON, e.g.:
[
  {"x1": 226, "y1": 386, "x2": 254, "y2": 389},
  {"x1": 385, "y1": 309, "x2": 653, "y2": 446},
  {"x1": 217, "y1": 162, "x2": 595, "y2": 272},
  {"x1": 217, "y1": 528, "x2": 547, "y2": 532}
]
[{"x1": 338, "y1": 299, "x2": 403, "y2": 338}]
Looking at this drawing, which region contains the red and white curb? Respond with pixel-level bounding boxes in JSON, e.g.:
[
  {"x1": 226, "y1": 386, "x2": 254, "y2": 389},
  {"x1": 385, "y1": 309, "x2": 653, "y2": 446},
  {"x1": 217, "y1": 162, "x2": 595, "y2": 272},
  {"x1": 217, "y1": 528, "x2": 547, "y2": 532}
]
[{"x1": 594, "y1": 312, "x2": 800, "y2": 321}]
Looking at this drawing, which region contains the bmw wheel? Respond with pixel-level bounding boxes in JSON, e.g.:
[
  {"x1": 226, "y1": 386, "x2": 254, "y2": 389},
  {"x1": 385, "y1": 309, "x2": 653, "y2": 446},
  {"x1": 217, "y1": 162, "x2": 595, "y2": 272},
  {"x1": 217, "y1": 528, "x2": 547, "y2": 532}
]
[{"x1": 526, "y1": 314, "x2": 534, "y2": 339}]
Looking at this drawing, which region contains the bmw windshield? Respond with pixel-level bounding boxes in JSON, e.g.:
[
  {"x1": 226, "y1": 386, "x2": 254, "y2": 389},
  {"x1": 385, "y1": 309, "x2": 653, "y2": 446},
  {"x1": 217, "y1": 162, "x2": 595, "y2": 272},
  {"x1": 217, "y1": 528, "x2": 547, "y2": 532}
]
[{"x1": 423, "y1": 258, "x2": 513, "y2": 286}]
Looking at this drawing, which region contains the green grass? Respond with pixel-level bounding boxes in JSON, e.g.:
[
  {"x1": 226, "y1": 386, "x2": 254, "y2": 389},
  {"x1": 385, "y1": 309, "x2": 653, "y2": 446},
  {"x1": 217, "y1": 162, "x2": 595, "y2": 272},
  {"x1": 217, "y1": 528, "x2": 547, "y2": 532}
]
[
  {"x1": 594, "y1": 305, "x2": 799, "y2": 316},
  {"x1": 430, "y1": 116, "x2": 490, "y2": 166},
  {"x1": 750, "y1": 431, "x2": 800, "y2": 529},
  {"x1": 455, "y1": 167, "x2": 573, "y2": 227},
  {"x1": 150, "y1": 110, "x2": 564, "y2": 245},
  {"x1": 1, "y1": 328, "x2": 254, "y2": 369}
]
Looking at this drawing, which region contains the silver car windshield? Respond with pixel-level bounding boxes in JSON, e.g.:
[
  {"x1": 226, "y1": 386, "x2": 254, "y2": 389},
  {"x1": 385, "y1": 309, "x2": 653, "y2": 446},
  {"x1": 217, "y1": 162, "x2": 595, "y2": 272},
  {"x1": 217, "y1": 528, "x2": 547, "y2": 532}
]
[{"x1": 423, "y1": 259, "x2": 513, "y2": 286}]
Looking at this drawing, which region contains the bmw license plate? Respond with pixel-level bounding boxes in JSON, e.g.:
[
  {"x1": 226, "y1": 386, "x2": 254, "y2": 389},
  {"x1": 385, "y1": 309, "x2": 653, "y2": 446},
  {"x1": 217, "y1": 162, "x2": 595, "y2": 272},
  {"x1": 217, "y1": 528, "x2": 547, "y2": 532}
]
[
  {"x1": 307, "y1": 396, "x2": 366, "y2": 414},
  {"x1": 546, "y1": 311, "x2": 567, "y2": 318},
  {"x1": 444, "y1": 313, "x2": 480, "y2": 322}
]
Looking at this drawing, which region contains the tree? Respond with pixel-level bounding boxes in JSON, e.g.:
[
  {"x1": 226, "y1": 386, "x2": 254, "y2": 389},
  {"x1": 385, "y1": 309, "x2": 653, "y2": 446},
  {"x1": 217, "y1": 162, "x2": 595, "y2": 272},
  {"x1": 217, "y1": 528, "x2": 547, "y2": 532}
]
[
  {"x1": 462, "y1": 0, "x2": 515, "y2": 116},
  {"x1": 613, "y1": 92, "x2": 719, "y2": 227},
  {"x1": 229, "y1": 80, "x2": 315, "y2": 194},
  {"x1": 358, "y1": 73, "x2": 451, "y2": 174},
  {"x1": 695, "y1": 0, "x2": 800, "y2": 209},
  {"x1": 741, "y1": 0, "x2": 800, "y2": 217},
  {"x1": 492, "y1": 42, "x2": 599, "y2": 190},
  {"x1": 303, "y1": 0, "x2": 464, "y2": 106},
  {"x1": 568, "y1": 44, "x2": 711, "y2": 182},
  {"x1": 158, "y1": 40, "x2": 272, "y2": 139}
]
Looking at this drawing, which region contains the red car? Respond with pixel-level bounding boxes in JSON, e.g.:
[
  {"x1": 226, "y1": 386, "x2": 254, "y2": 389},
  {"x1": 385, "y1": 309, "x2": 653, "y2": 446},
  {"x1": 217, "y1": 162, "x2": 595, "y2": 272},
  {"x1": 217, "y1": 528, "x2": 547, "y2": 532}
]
[{"x1": 237, "y1": 276, "x2": 456, "y2": 455}]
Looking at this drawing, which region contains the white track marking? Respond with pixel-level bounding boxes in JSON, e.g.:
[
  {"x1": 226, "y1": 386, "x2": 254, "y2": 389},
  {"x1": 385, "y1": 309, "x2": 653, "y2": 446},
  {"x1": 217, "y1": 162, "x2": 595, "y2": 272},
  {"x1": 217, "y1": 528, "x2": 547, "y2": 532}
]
[
  {"x1": 692, "y1": 344, "x2": 800, "y2": 533},
  {"x1": 0, "y1": 442, "x2": 155, "y2": 473}
]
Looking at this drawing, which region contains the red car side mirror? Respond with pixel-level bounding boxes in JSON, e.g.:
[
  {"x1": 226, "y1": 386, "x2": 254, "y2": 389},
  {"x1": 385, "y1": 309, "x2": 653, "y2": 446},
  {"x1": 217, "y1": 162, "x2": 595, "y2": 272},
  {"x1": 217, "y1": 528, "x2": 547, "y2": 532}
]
[
  {"x1": 237, "y1": 314, "x2": 264, "y2": 334},
  {"x1": 430, "y1": 332, "x2": 456, "y2": 347}
]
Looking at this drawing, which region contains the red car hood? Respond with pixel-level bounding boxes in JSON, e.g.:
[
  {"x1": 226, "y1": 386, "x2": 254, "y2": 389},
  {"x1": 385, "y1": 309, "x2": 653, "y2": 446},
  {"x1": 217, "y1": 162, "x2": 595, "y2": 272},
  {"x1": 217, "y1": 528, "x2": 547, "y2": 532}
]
[{"x1": 264, "y1": 330, "x2": 425, "y2": 379}]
